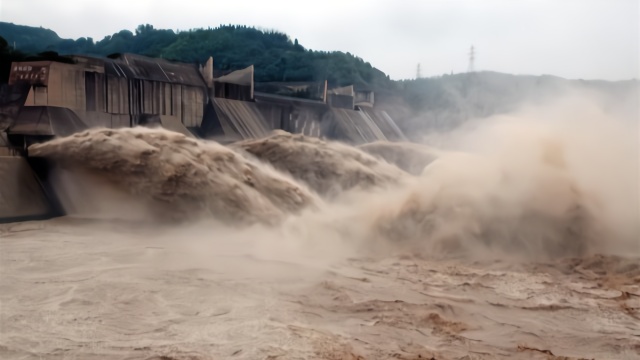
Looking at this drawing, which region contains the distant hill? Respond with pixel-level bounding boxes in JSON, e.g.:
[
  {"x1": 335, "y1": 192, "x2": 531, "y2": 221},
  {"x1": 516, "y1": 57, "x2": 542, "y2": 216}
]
[{"x1": 384, "y1": 71, "x2": 638, "y2": 137}]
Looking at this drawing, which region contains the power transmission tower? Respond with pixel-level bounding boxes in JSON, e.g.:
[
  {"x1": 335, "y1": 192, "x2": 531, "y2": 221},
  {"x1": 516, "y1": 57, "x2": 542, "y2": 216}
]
[
  {"x1": 416, "y1": 63, "x2": 422, "y2": 79},
  {"x1": 468, "y1": 45, "x2": 475, "y2": 73}
]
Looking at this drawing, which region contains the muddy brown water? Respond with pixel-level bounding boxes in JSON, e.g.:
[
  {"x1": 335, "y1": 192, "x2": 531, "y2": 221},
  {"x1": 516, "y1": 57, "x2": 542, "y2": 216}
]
[{"x1": 1, "y1": 218, "x2": 638, "y2": 360}]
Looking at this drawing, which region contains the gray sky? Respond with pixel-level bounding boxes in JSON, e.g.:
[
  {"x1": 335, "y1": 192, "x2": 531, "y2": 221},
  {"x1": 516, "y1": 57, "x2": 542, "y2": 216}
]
[{"x1": 1, "y1": 0, "x2": 638, "y2": 80}]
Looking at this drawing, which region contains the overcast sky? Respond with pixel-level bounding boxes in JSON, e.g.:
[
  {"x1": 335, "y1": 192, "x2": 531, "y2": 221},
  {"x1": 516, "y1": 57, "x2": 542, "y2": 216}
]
[{"x1": 1, "y1": 0, "x2": 638, "y2": 80}]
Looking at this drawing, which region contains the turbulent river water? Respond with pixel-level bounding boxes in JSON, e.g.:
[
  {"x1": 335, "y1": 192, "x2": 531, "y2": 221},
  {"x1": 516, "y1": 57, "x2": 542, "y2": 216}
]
[{"x1": 1, "y1": 99, "x2": 639, "y2": 359}]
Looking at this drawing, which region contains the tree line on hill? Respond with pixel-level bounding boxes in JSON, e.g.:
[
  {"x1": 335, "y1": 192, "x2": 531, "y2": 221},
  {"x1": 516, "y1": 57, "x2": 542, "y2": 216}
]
[{"x1": 0, "y1": 22, "x2": 391, "y2": 89}]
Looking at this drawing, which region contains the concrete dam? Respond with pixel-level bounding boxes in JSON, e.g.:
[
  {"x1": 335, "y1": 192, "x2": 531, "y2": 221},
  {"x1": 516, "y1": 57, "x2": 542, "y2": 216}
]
[{"x1": 0, "y1": 53, "x2": 407, "y2": 223}]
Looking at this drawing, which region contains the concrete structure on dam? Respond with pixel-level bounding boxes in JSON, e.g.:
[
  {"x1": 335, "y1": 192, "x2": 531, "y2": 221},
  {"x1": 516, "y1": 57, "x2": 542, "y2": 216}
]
[{"x1": 0, "y1": 53, "x2": 407, "y2": 222}]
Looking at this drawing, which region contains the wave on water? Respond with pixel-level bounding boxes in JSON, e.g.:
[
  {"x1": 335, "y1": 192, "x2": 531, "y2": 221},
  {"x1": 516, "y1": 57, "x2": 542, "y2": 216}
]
[
  {"x1": 29, "y1": 127, "x2": 318, "y2": 225},
  {"x1": 232, "y1": 130, "x2": 406, "y2": 197},
  {"x1": 358, "y1": 141, "x2": 439, "y2": 175}
]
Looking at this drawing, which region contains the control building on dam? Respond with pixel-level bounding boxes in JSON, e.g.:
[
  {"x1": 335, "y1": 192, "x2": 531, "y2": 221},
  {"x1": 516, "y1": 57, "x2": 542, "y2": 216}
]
[{"x1": 0, "y1": 53, "x2": 407, "y2": 222}]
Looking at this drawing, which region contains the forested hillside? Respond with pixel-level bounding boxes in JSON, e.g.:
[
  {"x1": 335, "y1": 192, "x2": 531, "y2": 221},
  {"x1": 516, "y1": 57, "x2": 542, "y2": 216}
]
[
  {"x1": 0, "y1": 22, "x2": 390, "y2": 88},
  {"x1": 0, "y1": 22, "x2": 61, "y2": 53}
]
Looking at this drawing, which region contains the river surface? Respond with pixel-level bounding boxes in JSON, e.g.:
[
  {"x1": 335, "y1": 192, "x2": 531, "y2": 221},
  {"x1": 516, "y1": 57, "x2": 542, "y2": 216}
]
[{"x1": 1, "y1": 217, "x2": 638, "y2": 360}]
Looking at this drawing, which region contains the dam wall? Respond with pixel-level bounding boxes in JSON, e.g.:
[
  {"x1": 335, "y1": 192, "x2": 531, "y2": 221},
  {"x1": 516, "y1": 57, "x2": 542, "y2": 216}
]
[{"x1": 0, "y1": 156, "x2": 56, "y2": 222}]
